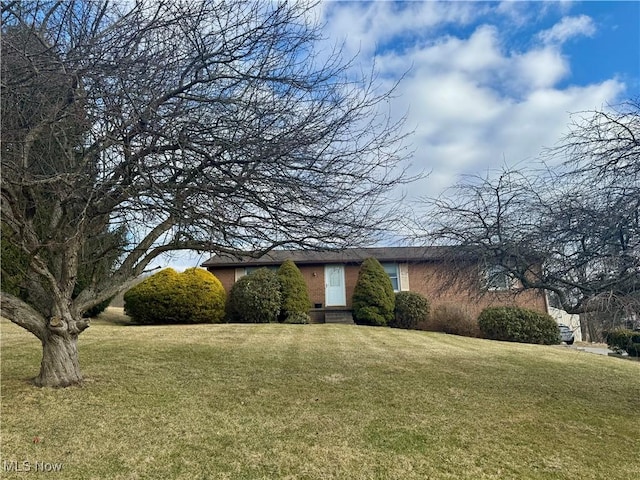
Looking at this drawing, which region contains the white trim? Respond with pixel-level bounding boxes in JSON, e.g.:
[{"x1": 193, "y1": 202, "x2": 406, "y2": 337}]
[{"x1": 398, "y1": 263, "x2": 410, "y2": 291}]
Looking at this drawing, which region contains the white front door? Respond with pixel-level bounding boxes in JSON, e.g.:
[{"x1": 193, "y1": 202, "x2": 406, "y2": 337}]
[{"x1": 325, "y1": 265, "x2": 346, "y2": 306}]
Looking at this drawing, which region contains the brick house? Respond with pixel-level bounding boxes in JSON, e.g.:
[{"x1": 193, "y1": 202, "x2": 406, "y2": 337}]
[{"x1": 202, "y1": 246, "x2": 550, "y2": 324}]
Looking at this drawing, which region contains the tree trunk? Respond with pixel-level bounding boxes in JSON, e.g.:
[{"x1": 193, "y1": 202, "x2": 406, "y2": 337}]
[{"x1": 35, "y1": 331, "x2": 82, "y2": 387}]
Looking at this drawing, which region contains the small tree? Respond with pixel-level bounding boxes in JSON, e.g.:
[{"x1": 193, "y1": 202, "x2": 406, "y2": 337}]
[
  {"x1": 277, "y1": 260, "x2": 311, "y2": 324},
  {"x1": 226, "y1": 268, "x2": 281, "y2": 323},
  {"x1": 352, "y1": 258, "x2": 395, "y2": 326}
]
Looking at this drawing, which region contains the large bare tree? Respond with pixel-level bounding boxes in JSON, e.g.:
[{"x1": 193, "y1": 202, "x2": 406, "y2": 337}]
[
  {"x1": 0, "y1": 0, "x2": 412, "y2": 387},
  {"x1": 423, "y1": 100, "x2": 639, "y2": 319}
]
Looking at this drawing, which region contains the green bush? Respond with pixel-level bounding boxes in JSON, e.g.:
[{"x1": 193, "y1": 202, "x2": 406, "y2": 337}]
[
  {"x1": 391, "y1": 291, "x2": 430, "y2": 329},
  {"x1": 605, "y1": 329, "x2": 640, "y2": 357},
  {"x1": 282, "y1": 311, "x2": 311, "y2": 324},
  {"x1": 427, "y1": 304, "x2": 481, "y2": 338},
  {"x1": 226, "y1": 268, "x2": 281, "y2": 323},
  {"x1": 124, "y1": 268, "x2": 226, "y2": 324},
  {"x1": 478, "y1": 306, "x2": 560, "y2": 345},
  {"x1": 352, "y1": 257, "x2": 395, "y2": 327},
  {"x1": 175, "y1": 268, "x2": 227, "y2": 323},
  {"x1": 277, "y1": 259, "x2": 311, "y2": 323}
]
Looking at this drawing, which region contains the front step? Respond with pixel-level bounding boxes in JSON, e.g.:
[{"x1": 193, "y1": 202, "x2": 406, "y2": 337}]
[{"x1": 324, "y1": 311, "x2": 354, "y2": 324}]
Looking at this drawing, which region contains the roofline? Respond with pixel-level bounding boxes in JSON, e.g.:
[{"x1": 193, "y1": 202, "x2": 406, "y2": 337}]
[{"x1": 201, "y1": 246, "x2": 471, "y2": 268}]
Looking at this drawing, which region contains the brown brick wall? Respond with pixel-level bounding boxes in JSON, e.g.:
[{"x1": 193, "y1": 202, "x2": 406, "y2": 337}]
[
  {"x1": 406, "y1": 262, "x2": 547, "y2": 318},
  {"x1": 207, "y1": 260, "x2": 547, "y2": 318}
]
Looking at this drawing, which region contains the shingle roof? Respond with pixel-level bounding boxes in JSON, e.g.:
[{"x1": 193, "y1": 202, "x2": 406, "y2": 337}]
[{"x1": 201, "y1": 246, "x2": 460, "y2": 268}]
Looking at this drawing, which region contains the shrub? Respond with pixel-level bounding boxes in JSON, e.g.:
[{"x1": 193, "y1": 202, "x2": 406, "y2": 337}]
[
  {"x1": 277, "y1": 259, "x2": 311, "y2": 323},
  {"x1": 82, "y1": 298, "x2": 113, "y2": 318},
  {"x1": 391, "y1": 291, "x2": 430, "y2": 329},
  {"x1": 352, "y1": 257, "x2": 395, "y2": 326},
  {"x1": 282, "y1": 311, "x2": 311, "y2": 324},
  {"x1": 123, "y1": 268, "x2": 226, "y2": 324},
  {"x1": 478, "y1": 306, "x2": 560, "y2": 345},
  {"x1": 605, "y1": 329, "x2": 640, "y2": 357},
  {"x1": 226, "y1": 268, "x2": 281, "y2": 323},
  {"x1": 175, "y1": 268, "x2": 226, "y2": 323},
  {"x1": 427, "y1": 304, "x2": 481, "y2": 338},
  {"x1": 124, "y1": 269, "x2": 182, "y2": 324}
]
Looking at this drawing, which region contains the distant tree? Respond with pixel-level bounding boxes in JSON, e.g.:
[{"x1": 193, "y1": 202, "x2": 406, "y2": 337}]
[
  {"x1": 424, "y1": 100, "x2": 639, "y2": 323},
  {"x1": 277, "y1": 260, "x2": 311, "y2": 324},
  {"x1": 352, "y1": 258, "x2": 395, "y2": 326},
  {"x1": 1, "y1": 1, "x2": 412, "y2": 386}
]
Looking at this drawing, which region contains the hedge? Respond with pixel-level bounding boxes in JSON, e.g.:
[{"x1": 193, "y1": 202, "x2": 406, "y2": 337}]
[{"x1": 478, "y1": 306, "x2": 560, "y2": 345}]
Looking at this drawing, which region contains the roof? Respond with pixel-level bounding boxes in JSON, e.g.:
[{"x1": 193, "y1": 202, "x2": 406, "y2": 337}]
[{"x1": 201, "y1": 246, "x2": 463, "y2": 268}]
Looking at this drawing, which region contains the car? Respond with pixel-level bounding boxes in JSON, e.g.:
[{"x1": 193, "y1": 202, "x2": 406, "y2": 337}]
[{"x1": 558, "y1": 324, "x2": 575, "y2": 345}]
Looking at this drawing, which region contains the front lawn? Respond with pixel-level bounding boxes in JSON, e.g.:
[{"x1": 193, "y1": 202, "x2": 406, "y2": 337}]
[{"x1": 1, "y1": 312, "x2": 638, "y2": 479}]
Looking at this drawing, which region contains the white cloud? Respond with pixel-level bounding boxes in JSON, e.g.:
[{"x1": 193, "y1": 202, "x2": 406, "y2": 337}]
[
  {"x1": 320, "y1": 2, "x2": 625, "y2": 206},
  {"x1": 537, "y1": 15, "x2": 596, "y2": 45},
  {"x1": 512, "y1": 47, "x2": 570, "y2": 90}
]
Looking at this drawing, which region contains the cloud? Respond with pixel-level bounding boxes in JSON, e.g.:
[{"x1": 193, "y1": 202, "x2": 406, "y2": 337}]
[
  {"x1": 320, "y1": 2, "x2": 625, "y2": 206},
  {"x1": 537, "y1": 15, "x2": 596, "y2": 45}
]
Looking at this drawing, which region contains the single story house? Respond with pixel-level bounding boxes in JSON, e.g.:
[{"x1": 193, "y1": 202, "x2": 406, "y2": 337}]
[{"x1": 202, "y1": 246, "x2": 551, "y2": 324}]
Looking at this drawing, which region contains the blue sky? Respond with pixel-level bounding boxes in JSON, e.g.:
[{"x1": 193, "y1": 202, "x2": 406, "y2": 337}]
[
  {"x1": 169, "y1": 0, "x2": 639, "y2": 270},
  {"x1": 318, "y1": 0, "x2": 639, "y2": 200}
]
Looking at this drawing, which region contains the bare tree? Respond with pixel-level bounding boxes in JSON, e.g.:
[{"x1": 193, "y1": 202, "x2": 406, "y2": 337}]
[
  {"x1": 0, "y1": 0, "x2": 412, "y2": 387},
  {"x1": 422, "y1": 100, "x2": 639, "y2": 319}
]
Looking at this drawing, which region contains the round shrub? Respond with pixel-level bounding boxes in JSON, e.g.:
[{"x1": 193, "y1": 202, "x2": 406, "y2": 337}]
[
  {"x1": 277, "y1": 259, "x2": 311, "y2": 323},
  {"x1": 391, "y1": 291, "x2": 430, "y2": 329},
  {"x1": 352, "y1": 257, "x2": 395, "y2": 327},
  {"x1": 226, "y1": 268, "x2": 281, "y2": 323},
  {"x1": 478, "y1": 306, "x2": 560, "y2": 345},
  {"x1": 174, "y1": 268, "x2": 226, "y2": 323},
  {"x1": 124, "y1": 268, "x2": 182, "y2": 324},
  {"x1": 123, "y1": 268, "x2": 226, "y2": 324}
]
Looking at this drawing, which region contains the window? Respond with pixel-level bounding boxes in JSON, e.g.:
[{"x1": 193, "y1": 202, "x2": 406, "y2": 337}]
[
  {"x1": 245, "y1": 266, "x2": 278, "y2": 275},
  {"x1": 484, "y1": 264, "x2": 513, "y2": 291},
  {"x1": 381, "y1": 263, "x2": 400, "y2": 292},
  {"x1": 236, "y1": 265, "x2": 278, "y2": 281}
]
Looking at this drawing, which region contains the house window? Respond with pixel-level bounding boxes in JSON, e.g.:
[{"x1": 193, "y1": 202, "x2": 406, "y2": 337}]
[
  {"x1": 484, "y1": 264, "x2": 512, "y2": 291},
  {"x1": 236, "y1": 265, "x2": 278, "y2": 281},
  {"x1": 245, "y1": 266, "x2": 278, "y2": 275},
  {"x1": 381, "y1": 263, "x2": 400, "y2": 292}
]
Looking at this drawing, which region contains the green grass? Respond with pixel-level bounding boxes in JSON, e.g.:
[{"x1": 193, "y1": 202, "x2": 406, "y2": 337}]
[{"x1": 1, "y1": 311, "x2": 639, "y2": 479}]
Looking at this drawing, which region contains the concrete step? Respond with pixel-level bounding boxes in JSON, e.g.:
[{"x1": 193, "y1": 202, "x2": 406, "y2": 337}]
[{"x1": 324, "y1": 311, "x2": 354, "y2": 324}]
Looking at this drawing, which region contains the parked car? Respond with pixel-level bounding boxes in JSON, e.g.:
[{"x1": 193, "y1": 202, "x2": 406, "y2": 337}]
[{"x1": 558, "y1": 324, "x2": 575, "y2": 345}]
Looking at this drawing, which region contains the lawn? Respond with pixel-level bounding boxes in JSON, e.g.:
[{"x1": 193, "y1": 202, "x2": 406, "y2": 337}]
[{"x1": 1, "y1": 310, "x2": 639, "y2": 479}]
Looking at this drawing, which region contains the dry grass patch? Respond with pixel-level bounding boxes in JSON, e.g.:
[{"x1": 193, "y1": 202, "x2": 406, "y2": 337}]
[{"x1": 1, "y1": 312, "x2": 639, "y2": 479}]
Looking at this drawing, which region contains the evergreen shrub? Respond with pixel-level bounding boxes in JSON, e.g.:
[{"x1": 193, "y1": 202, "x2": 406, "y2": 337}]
[
  {"x1": 124, "y1": 268, "x2": 226, "y2": 324},
  {"x1": 391, "y1": 291, "x2": 430, "y2": 329},
  {"x1": 605, "y1": 329, "x2": 640, "y2": 357},
  {"x1": 352, "y1": 257, "x2": 395, "y2": 326},
  {"x1": 277, "y1": 260, "x2": 311, "y2": 324},
  {"x1": 478, "y1": 306, "x2": 560, "y2": 344},
  {"x1": 226, "y1": 268, "x2": 281, "y2": 323}
]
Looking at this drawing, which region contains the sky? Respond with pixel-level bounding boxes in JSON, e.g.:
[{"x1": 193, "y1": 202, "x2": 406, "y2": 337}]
[{"x1": 166, "y1": 0, "x2": 640, "y2": 270}]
